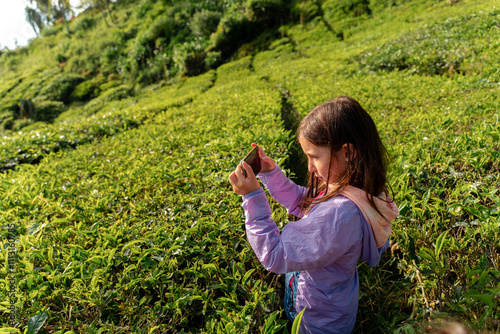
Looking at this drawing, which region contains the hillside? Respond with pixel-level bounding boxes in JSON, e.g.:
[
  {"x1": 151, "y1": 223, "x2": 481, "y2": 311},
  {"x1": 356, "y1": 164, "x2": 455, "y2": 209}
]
[{"x1": 1, "y1": 0, "x2": 499, "y2": 333}]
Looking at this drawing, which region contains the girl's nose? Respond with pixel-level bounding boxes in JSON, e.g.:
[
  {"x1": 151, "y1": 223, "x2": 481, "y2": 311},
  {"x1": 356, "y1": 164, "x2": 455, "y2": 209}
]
[{"x1": 308, "y1": 161, "x2": 316, "y2": 173}]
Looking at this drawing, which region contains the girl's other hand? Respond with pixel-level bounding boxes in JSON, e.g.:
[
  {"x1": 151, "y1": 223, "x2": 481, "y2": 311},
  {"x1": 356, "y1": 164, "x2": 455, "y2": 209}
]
[
  {"x1": 229, "y1": 162, "x2": 261, "y2": 196},
  {"x1": 252, "y1": 143, "x2": 276, "y2": 173}
]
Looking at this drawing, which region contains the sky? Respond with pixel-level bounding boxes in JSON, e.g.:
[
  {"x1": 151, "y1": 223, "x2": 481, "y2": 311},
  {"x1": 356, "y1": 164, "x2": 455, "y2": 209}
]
[
  {"x1": 0, "y1": 0, "x2": 36, "y2": 49},
  {"x1": 0, "y1": 0, "x2": 81, "y2": 50}
]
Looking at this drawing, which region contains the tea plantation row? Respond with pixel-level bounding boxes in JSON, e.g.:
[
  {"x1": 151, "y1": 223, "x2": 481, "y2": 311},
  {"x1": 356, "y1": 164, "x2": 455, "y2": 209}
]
[
  {"x1": 0, "y1": 70, "x2": 216, "y2": 172},
  {"x1": 1, "y1": 58, "x2": 295, "y2": 333},
  {"x1": 1, "y1": 0, "x2": 499, "y2": 333},
  {"x1": 250, "y1": 1, "x2": 499, "y2": 331}
]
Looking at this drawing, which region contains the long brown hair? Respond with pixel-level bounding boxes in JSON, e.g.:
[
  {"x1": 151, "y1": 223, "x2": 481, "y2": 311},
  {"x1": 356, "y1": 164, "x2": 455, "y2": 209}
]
[{"x1": 298, "y1": 96, "x2": 391, "y2": 215}]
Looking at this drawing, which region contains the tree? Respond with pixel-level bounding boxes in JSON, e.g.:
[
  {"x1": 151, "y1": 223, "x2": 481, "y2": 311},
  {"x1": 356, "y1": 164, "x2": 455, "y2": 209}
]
[
  {"x1": 79, "y1": 0, "x2": 115, "y2": 24},
  {"x1": 52, "y1": 0, "x2": 73, "y2": 22},
  {"x1": 25, "y1": 6, "x2": 44, "y2": 36},
  {"x1": 52, "y1": 0, "x2": 73, "y2": 32},
  {"x1": 24, "y1": 0, "x2": 73, "y2": 33}
]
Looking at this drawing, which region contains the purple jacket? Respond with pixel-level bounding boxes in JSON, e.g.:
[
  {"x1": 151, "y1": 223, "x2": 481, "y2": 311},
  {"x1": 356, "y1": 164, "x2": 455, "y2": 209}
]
[{"x1": 242, "y1": 166, "x2": 399, "y2": 333}]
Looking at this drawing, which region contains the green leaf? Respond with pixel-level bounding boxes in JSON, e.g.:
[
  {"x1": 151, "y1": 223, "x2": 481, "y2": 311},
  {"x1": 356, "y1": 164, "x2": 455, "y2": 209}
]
[
  {"x1": 291, "y1": 308, "x2": 306, "y2": 334},
  {"x1": 398, "y1": 203, "x2": 410, "y2": 215},
  {"x1": 418, "y1": 247, "x2": 435, "y2": 263},
  {"x1": 408, "y1": 235, "x2": 416, "y2": 261},
  {"x1": 465, "y1": 206, "x2": 485, "y2": 220},
  {"x1": 0, "y1": 329, "x2": 21, "y2": 334},
  {"x1": 202, "y1": 263, "x2": 217, "y2": 270},
  {"x1": 262, "y1": 310, "x2": 280, "y2": 333},
  {"x1": 27, "y1": 311, "x2": 48, "y2": 334},
  {"x1": 448, "y1": 203, "x2": 463, "y2": 215},
  {"x1": 121, "y1": 238, "x2": 146, "y2": 251},
  {"x1": 422, "y1": 189, "x2": 431, "y2": 205},
  {"x1": 420, "y1": 269, "x2": 435, "y2": 275},
  {"x1": 107, "y1": 248, "x2": 116, "y2": 265},
  {"x1": 242, "y1": 268, "x2": 255, "y2": 287},
  {"x1": 435, "y1": 230, "x2": 448, "y2": 259},
  {"x1": 464, "y1": 292, "x2": 493, "y2": 308}
]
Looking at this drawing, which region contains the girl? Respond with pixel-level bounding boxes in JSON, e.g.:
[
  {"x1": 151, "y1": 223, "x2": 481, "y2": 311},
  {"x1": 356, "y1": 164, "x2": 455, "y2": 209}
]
[{"x1": 228, "y1": 96, "x2": 399, "y2": 333}]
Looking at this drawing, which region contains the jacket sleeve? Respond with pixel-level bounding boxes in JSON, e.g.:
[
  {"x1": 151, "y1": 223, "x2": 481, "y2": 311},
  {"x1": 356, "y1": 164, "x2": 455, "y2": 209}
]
[
  {"x1": 257, "y1": 165, "x2": 306, "y2": 218},
  {"x1": 242, "y1": 188, "x2": 362, "y2": 274}
]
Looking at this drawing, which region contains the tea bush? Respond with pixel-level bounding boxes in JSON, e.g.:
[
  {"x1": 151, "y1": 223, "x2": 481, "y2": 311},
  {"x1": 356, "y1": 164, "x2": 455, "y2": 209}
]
[
  {"x1": 72, "y1": 15, "x2": 96, "y2": 32},
  {"x1": 323, "y1": 0, "x2": 372, "y2": 21},
  {"x1": 34, "y1": 73, "x2": 85, "y2": 104},
  {"x1": 0, "y1": 69, "x2": 60, "y2": 117},
  {"x1": 1, "y1": 0, "x2": 500, "y2": 333},
  {"x1": 82, "y1": 85, "x2": 132, "y2": 116},
  {"x1": 290, "y1": 0, "x2": 320, "y2": 25},
  {"x1": 0, "y1": 71, "x2": 216, "y2": 172},
  {"x1": 0, "y1": 57, "x2": 290, "y2": 333},
  {"x1": 32, "y1": 101, "x2": 65, "y2": 123},
  {"x1": 356, "y1": 8, "x2": 500, "y2": 76},
  {"x1": 208, "y1": 4, "x2": 253, "y2": 58},
  {"x1": 244, "y1": 0, "x2": 288, "y2": 27},
  {"x1": 252, "y1": 1, "x2": 499, "y2": 331},
  {"x1": 70, "y1": 80, "x2": 99, "y2": 102},
  {"x1": 190, "y1": 10, "x2": 222, "y2": 37}
]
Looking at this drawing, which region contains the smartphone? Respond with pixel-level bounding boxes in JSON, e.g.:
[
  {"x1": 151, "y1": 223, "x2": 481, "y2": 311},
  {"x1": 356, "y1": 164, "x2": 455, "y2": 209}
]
[{"x1": 241, "y1": 146, "x2": 261, "y2": 177}]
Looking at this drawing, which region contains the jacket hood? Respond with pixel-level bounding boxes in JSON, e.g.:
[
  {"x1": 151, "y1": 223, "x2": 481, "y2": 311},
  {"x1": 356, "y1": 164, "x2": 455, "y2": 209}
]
[{"x1": 341, "y1": 185, "x2": 399, "y2": 266}]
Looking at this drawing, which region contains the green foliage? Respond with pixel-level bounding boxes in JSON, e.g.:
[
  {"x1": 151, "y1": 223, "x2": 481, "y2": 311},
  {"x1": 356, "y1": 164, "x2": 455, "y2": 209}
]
[
  {"x1": 205, "y1": 51, "x2": 223, "y2": 70},
  {"x1": 369, "y1": 0, "x2": 410, "y2": 13},
  {"x1": 27, "y1": 311, "x2": 48, "y2": 334},
  {"x1": 82, "y1": 85, "x2": 132, "y2": 115},
  {"x1": 72, "y1": 15, "x2": 96, "y2": 32},
  {"x1": 290, "y1": 0, "x2": 320, "y2": 25},
  {"x1": 1, "y1": 0, "x2": 499, "y2": 333},
  {"x1": 37, "y1": 73, "x2": 85, "y2": 103},
  {"x1": 191, "y1": 9, "x2": 222, "y2": 37},
  {"x1": 323, "y1": 0, "x2": 372, "y2": 21},
  {"x1": 0, "y1": 71, "x2": 215, "y2": 172},
  {"x1": 357, "y1": 8, "x2": 500, "y2": 76},
  {"x1": 0, "y1": 99, "x2": 19, "y2": 119},
  {"x1": 124, "y1": 2, "x2": 197, "y2": 83},
  {"x1": 291, "y1": 308, "x2": 306, "y2": 333},
  {"x1": 40, "y1": 23, "x2": 64, "y2": 37},
  {"x1": 244, "y1": 0, "x2": 287, "y2": 27},
  {"x1": 208, "y1": 0, "x2": 290, "y2": 59},
  {"x1": 208, "y1": 4, "x2": 252, "y2": 58},
  {"x1": 98, "y1": 79, "x2": 120, "y2": 92},
  {"x1": 0, "y1": 0, "x2": 303, "y2": 99},
  {"x1": 10, "y1": 118, "x2": 35, "y2": 131},
  {"x1": 70, "y1": 80, "x2": 99, "y2": 101},
  {"x1": 0, "y1": 62, "x2": 288, "y2": 332},
  {"x1": 0, "y1": 51, "x2": 22, "y2": 72},
  {"x1": 33, "y1": 100, "x2": 65, "y2": 122}
]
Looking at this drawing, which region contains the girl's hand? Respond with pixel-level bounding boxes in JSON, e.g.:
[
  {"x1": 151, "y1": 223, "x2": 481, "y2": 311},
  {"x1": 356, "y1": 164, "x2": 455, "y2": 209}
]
[
  {"x1": 229, "y1": 162, "x2": 261, "y2": 196},
  {"x1": 252, "y1": 143, "x2": 276, "y2": 173}
]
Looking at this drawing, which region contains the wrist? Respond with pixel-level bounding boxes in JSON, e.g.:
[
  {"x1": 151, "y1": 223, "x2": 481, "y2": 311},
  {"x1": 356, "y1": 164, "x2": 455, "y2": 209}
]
[
  {"x1": 240, "y1": 185, "x2": 261, "y2": 196},
  {"x1": 242, "y1": 187, "x2": 264, "y2": 200}
]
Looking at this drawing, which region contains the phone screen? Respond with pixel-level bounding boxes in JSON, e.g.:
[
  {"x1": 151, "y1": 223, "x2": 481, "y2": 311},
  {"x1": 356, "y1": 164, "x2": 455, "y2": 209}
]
[{"x1": 241, "y1": 147, "x2": 261, "y2": 177}]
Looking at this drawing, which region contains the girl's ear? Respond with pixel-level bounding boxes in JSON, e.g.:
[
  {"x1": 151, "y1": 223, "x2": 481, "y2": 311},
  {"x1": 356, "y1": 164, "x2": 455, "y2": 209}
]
[{"x1": 342, "y1": 143, "x2": 357, "y2": 161}]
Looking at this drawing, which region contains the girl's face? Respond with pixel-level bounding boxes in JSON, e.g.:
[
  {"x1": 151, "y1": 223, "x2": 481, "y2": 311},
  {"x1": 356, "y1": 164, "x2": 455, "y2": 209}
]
[{"x1": 299, "y1": 136, "x2": 349, "y2": 188}]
